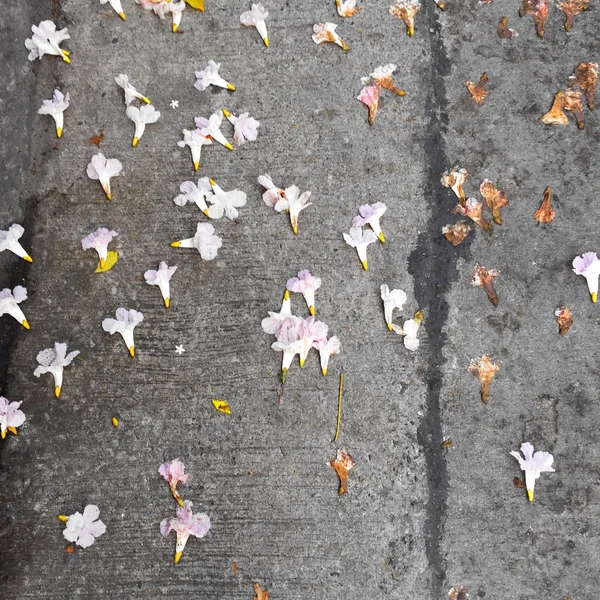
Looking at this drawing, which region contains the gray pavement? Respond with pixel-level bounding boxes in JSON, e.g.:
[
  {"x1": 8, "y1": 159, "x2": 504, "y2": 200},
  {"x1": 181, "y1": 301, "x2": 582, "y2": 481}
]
[{"x1": 1, "y1": 0, "x2": 599, "y2": 598}]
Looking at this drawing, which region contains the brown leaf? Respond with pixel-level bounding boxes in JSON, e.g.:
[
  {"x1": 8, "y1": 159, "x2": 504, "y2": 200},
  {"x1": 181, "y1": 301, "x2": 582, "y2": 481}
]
[
  {"x1": 442, "y1": 221, "x2": 472, "y2": 246},
  {"x1": 328, "y1": 448, "x2": 355, "y2": 495},
  {"x1": 472, "y1": 265, "x2": 500, "y2": 306},
  {"x1": 555, "y1": 306, "x2": 573, "y2": 335},
  {"x1": 513, "y1": 477, "x2": 525, "y2": 489},
  {"x1": 468, "y1": 355, "x2": 499, "y2": 404},
  {"x1": 519, "y1": 0, "x2": 548, "y2": 38},
  {"x1": 452, "y1": 198, "x2": 492, "y2": 232},
  {"x1": 466, "y1": 73, "x2": 488, "y2": 106},
  {"x1": 480, "y1": 180, "x2": 509, "y2": 225},
  {"x1": 533, "y1": 187, "x2": 555, "y2": 223},
  {"x1": 253, "y1": 584, "x2": 269, "y2": 600},
  {"x1": 558, "y1": 0, "x2": 589, "y2": 32},
  {"x1": 497, "y1": 17, "x2": 518, "y2": 38},
  {"x1": 89, "y1": 132, "x2": 104, "y2": 148},
  {"x1": 563, "y1": 86, "x2": 585, "y2": 129},
  {"x1": 540, "y1": 92, "x2": 569, "y2": 125},
  {"x1": 570, "y1": 62, "x2": 598, "y2": 110},
  {"x1": 448, "y1": 586, "x2": 470, "y2": 600},
  {"x1": 441, "y1": 167, "x2": 468, "y2": 205}
]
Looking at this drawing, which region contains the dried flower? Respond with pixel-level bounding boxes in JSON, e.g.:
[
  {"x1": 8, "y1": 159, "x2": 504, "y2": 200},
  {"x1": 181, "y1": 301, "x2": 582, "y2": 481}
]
[
  {"x1": 497, "y1": 17, "x2": 518, "y2": 38},
  {"x1": 160, "y1": 500, "x2": 211, "y2": 563},
  {"x1": 275, "y1": 185, "x2": 312, "y2": 235},
  {"x1": 258, "y1": 174, "x2": 286, "y2": 207},
  {"x1": 519, "y1": 0, "x2": 548, "y2": 38},
  {"x1": 353, "y1": 203, "x2": 387, "y2": 242},
  {"x1": 101, "y1": 0, "x2": 127, "y2": 20},
  {"x1": 206, "y1": 180, "x2": 247, "y2": 220},
  {"x1": 555, "y1": 307, "x2": 573, "y2": 335},
  {"x1": 87, "y1": 153, "x2": 123, "y2": 200},
  {"x1": 570, "y1": 62, "x2": 598, "y2": 110},
  {"x1": 174, "y1": 177, "x2": 213, "y2": 215},
  {"x1": 195, "y1": 112, "x2": 233, "y2": 151},
  {"x1": 222, "y1": 109, "x2": 260, "y2": 145},
  {"x1": 25, "y1": 21, "x2": 70, "y2": 63},
  {"x1": 510, "y1": 442, "x2": 554, "y2": 501},
  {"x1": 136, "y1": 0, "x2": 186, "y2": 32},
  {"x1": 145, "y1": 262, "x2": 177, "y2": 308},
  {"x1": 343, "y1": 226, "x2": 378, "y2": 270},
  {"x1": 563, "y1": 86, "x2": 585, "y2": 129},
  {"x1": 466, "y1": 73, "x2": 488, "y2": 106},
  {"x1": 0, "y1": 224, "x2": 32, "y2": 262},
  {"x1": 81, "y1": 227, "x2": 118, "y2": 269},
  {"x1": 389, "y1": 0, "x2": 421, "y2": 37},
  {"x1": 38, "y1": 89, "x2": 69, "y2": 138},
  {"x1": 468, "y1": 355, "x2": 499, "y2": 404},
  {"x1": 337, "y1": 0, "x2": 362, "y2": 17},
  {"x1": 240, "y1": 3, "x2": 269, "y2": 46},
  {"x1": 452, "y1": 198, "x2": 492, "y2": 232},
  {"x1": 312, "y1": 23, "x2": 349, "y2": 51},
  {"x1": 177, "y1": 129, "x2": 212, "y2": 171},
  {"x1": 194, "y1": 60, "x2": 236, "y2": 92},
  {"x1": 380, "y1": 284, "x2": 408, "y2": 330},
  {"x1": 357, "y1": 85, "x2": 380, "y2": 125},
  {"x1": 126, "y1": 104, "x2": 160, "y2": 147},
  {"x1": 159, "y1": 458, "x2": 189, "y2": 506},
  {"x1": 313, "y1": 336, "x2": 340, "y2": 376},
  {"x1": 442, "y1": 221, "x2": 472, "y2": 246},
  {"x1": 433, "y1": 0, "x2": 445, "y2": 9},
  {"x1": 115, "y1": 74, "x2": 151, "y2": 106},
  {"x1": 287, "y1": 270, "x2": 321, "y2": 315},
  {"x1": 102, "y1": 308, "x2": 144, "y2": 357},
  {"x1": 170, "y1": 223, "x2": 223, "y2": 260},
  {"x1": 480, "y1": 180, "x2": 509, "y2": 225},
  {"x1": 34, "y1": 343, "x2": 80, "y2": 398},
  {"x1": 328, "y1": 449, "x2": 355, "y2": 495},
  {"x1": 472, "y1": 265, "x2": 500, "y2": 306},
  {"x1": 557, "y1": 0, "x2": 589, "y2": 32},
  {"x1": 366, "y1": 64, "x2": 405, "y2": 96},
  {"x1": 448, "y1": 587, "x2": 470, "y2": 600},
  {"x1": 0, "y1": 396, "x2": 25, "y2": 439},
  {"x1": 0, "y1": 286, "x2": 30, "y2": 329},
  {"x1": 540, "y1": 91, "x2": 569, "y2": 125},
  {"x1": 253, "y1": 584, "x2": 269, "y2": 600},
  {"x1": 533, "y1": 186, "x2": 555, "y2": 223},
  {"x1": 572, "y1": 252, "x2": 600, "y2": 302},
  {"x1": 391, "y1": 310, "x2": 423, "y2": 351},
  {"x1": 60, "y1": 505, "x2": 106, "y2": 548},
  {"x1": 441, "y1": 167, "x2": 468, "y2": 206}
]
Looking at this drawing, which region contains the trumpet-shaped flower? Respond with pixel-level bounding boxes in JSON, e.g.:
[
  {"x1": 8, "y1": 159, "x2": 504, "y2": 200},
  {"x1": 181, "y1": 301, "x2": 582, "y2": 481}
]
[
  {"x1": 240, "y1": 3, "x2": 269, "y2": 46},
  {"x1": 0, "y1": 286, "x2": 30, "y2": 329},
  {"x1": 261, "y1": 290, "x2": 300, "y2": 338},
  {"x1": 195, "y1": 112, "x2": 233, "y2": 150},
  {"x1": 519, "y1": 0, "x2": 549, "y2": 38},
  {"x1": 102, "y1": 308, "x2": 144, "y2": 357},
  {"x1": 380, "y1": 284, "x2": 407, "y2": 330},
  {"x1": 115, "y1": 74, "x2": 150, "y2": 106},
  {"x1": 391, "y1": 310, "x2": 423, "y2": 351},
  {"x1": 468, "y1": 354, "x2": 499, "y2": 404},
  {"x1": 207, "y1": 180, "x2": 247, "y2": 220},
  {"x1": 441, "y1": 167, "x2": 468, "y2": 205},
  {"x1": 0, "y1": 397, "x2": 25, "y2": 439},
  {"x1": 145, "y1": 262, "x2": 177, "y2": 308},
  {"x1": 287, "y1": 270, "x2": 321, "y2": 315},
  {"x1": 343, "y1": 226, "x2": 378, "y2": 270},
  {"x1": 170, "y1": 223, "x2": 222, "y2": 260},
  {"x1": 480, "y1": 180, "x2": 509, "y2": 225},
  {"x1": 357, "y1": 85, "x2": 380, "y2": 125},
  {"x1": 126, "y1": 104, "x2": 160, "y2": 147},
  {"x1": 353, "y1": 203, "x2": 387, "y2": 242},
  {"x1": 178, "y1": 129, "x2": 212, "y2": 171},
  {"x1": 101, "y1": 0, "x2": 127, "y2": 20},
  {"x1": 312, "y1": 23, "x2": 349, "y2": 51},
  {"x1": 442, "y1": 221, "x2": 472, "y2": 246},
  {"x1": 61, "y1": 505, "x2": 106, "y2": 548},
  {"x1": 337, "y1": 0, "x2": 362, "y2": 17},
  {"x1": 271, "y1": 321, "x2": 302, "y2": 375},
  {"x1": 160, "y1": 500, "x2": 211, "y2": 564},
  {"x1": 472, "y1": 265, "x2": 500, "y2": 306},
  {"x1": 38, "y1": 89, "x2": 69, "y2": 138},
  {"x1": 159, "y1": 458, "x2": 189, "y2": 506},
  {"x1": 194, "y1": 60, "x2": 236, "y2": 92},
  {"x1": 0, "y1": 224, "x2": 32, "y2": 262},
  {"x1": 34, "y1": 342, "x2": 80, "y2": 398},
  {"x1": 453, "y1": 198, "x2": 492, "y2": 232},
  {"x1": 87, "y1": 153, "x2": 123, "y2": 200},
  {"x1": 258, "y1": 174, "x2": 286, "y2": 208},
  {"x1": 222, "y1": 109, "x2": 260, "y2": 145},
  {"x1": 297, "y1": 317, "x2": 328, "y2": 367},
  {"x1": 136, "y1": 0, "x2": 186, "y2": 32},
  {"x1": 573, "y1": 252, "x2": 600, "y2": 302},
  {"x1": 274, "y1": 185, "x2": 312, "y2": 235},
  {"x1": 25, "y1": 21, "x2": 70, "y2": 63},
  {"x1": 365, "y1": 64, "x2": 405, "y2": 96},
  {"x1": 173, "y1": 178, "x2": 213, "y2": 216},
  {"x1": 389, "y1": 0, "x2": 421, "y2": 37},
  {"x1": 510, "y1": 442, "x2": 554, "y2": 501},
  {"x1": 313, "y1": 335, "x2": 340, "y2": 376},
  {"x1": 328, "y1": 448, "x2": 355, "y2": 495},
  {"x1": 81, "y1": 228, "x2": 118, "y2": 268}
]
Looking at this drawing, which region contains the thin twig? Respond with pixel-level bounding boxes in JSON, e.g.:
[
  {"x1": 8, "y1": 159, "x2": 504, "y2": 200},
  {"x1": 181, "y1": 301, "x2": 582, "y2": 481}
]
[{"x1": 334, "y1": 373, "x2": 344, "y2": 441}]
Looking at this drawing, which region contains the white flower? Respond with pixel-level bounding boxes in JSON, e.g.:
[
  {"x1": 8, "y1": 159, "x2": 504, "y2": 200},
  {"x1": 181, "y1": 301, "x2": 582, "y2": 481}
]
[
  {"x1": 81, "y1": 228, "x2": 118, "y2": 268},
  {"x1": 222, "y1": 109, "x2": 260, "y2": 145},
  {"x1": 0, "y1": 286, "x2": 30, "y2": 329},
  {"x1": 100, "y1": 0, "x2": 127, "y2": 20},
  {"x1": 391, "y1": 312, "x2": 422, "y2": 351},
  {"x1": 287, "y1": 270, "x2": 321, "y2": 315},
  {"x1": 195, "y1": 112, "x2": 233, "y2": 150},
  {"x1": 115, "y1": 74, "x2": 150, "y2": 106},
  {"x1": 170, "y1": 223, "x2": 223, "y2": 260},
  {"x1": 313, "y1": 335, "x2": 340, "y2": 376},
  {"x1": 572, "y1": 252, "x2": 600, "y2": 303},
  {"x1": 258, "y1": 174, "x2": 286, "y2": 208},
  {"x1": 38, "y1": 89, "x2": 69, "y2": 138},
  {"x1": 145, "y1": 261, "x2": 177, "y2": 308},
  {"x1": 126, "y1": 104, "x2": 160, "y2": 147},
  {"x1": 102, "y1": 308, "x2": 144, "y2": 357},
  {"x1": 173, "y1": 177, "x2": 213, "y2": 215},
  {"x1": 353, "y1": 202, "x2": 387, "y2": 242},
  {"x1": 206, "y1": 180, "x2": 247, "y2": 220},
  {"x1": 34, "y1": 342, "x2": 80, "y2": 398},
  {"x1": 312, "y1": 23, "x2": 349, "y2": 51},
  {"x1": 175, "y1": 345, "x2": 185, "y2": 355},
  {"x1": 177, "y1": 129, "x2": 212, "y2": 171},
  {"x1": 169, "y1": 0, "x2": 186, "y2": 31},
  {"x1": 25, "y1": 20, "x2": 70, "y2": 63},
  {"x1": 380, "y1": 284, "x2": 407, "y2": 330},
  {"x1": 0, "y1": 397, "x2": 26, "y2": 439},
  {"x1": 0, "y1": 224, "x2": 32, "y2": 262},
  {"x1": 336, "y1": 0, "x2": 362, "y2": 17},
  {"x1": 274, "y1": 185, "x2": 312, "y2": 235},
  {"x1": 510, "y1": 442, "x2": 555, "y2": 502},
  {"x1": 87, "y1": 153, "x2": 123, "y2": 200},
  {"x1": 136, "y1": 0, "x2": 186, "y2": 32},
  {"x1": 240, "y1": 3, "x2": 269, "y2": 46},
  {"x1": 271, "y1": 325, "x2": 302, "y2": 375},
  {"x1": 297, "y1": 317, "x2": 328, "y2": 367},
  {"x1": 61, "y1": 505, "x2": 106, "y2": 548},
  {"x1": 194, "y1": 60, "x2": 236, "y2": 92},
  {"x1": 343, "y1": 226, "x2": 378, "y2": 270},
  {"x1": 261, "y1": 290, "x2": 297, "y2": 337},
  {"x1": 170, "y1": 100, "x2": 179, "y2": 109}
]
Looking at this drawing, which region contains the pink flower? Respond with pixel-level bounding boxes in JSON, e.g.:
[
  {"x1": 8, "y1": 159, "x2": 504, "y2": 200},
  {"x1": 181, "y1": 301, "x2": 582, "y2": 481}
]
[
  {"x1": 159, "y1": 458, "x2": 189, "y2": 506},
  {"x1": 81, "y1": 227, "x2": 118, "y2": 268},
  {"x1": 62, "y1": 505, "x2": 106, "y2": 548},
  {"x1": 313, "y1": 335, "x2": 340, "y2": 376},
  {"x1": 353, "y1": 202, "x2": 387, "y2": 242},
  {"x1": 572, "y1": 252, "x2": 600, "y2": 302},
  {"x1": 297, "y1": 316, "x2": 328, "y2": 367},
  {"x1": 222, "y1": 109, "x2": 260, "y2": 145},
  {"x1": 160, "y1": 500, "x2": 211, "y2": 563},
  {"x1": 357, "y1": 85, "x2": 380, "y2": 125},
  {"x1": 240, "y1": 3, "x2": 269, "y2": 46},
  {"x1": 287, "y1": 270, "x2": 322, "y2": 315},
  {"x1": 258, "y1": 174, "x2": 286, "y2": 208},
  {"x1": 0, "y1": 396, "x2": 26, "y2": 439}
]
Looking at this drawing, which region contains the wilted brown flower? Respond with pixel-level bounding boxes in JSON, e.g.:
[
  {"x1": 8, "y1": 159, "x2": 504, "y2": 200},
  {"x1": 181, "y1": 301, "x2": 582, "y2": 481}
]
[
  {"x1": 480, "y1": 180, "x2": 509, "y2": 225},
  {"x1": 540, "y1": 92, "x2": 569, "y2": 125},
  {"x1": 497, "y1": 17, "x2": 518, "y2": 38},
  {"x1": 468, "y1": 355, "x2": 499, "y2": 404},
  {"x1": 336, "y1": 0, "x2": 363, "y2": 16},
  {"x1": 253, "y1": 584, "x2": 269, "y2": 600},
  {"x1": 448, "y1": 586, "x2": 470, "y2": 600},
  {"x1": 452, "y1": 198, "x2": 492, "y2": 232},
  {"x1": 389, "y1": 0, "x2": 421, "y2": 37},
  {"x1": 557, "y1": 0, "x2": 589, "y2": 31},
  {"x1": 472, "y1": 265, "x2": 500, "y2": 306},
  {"x1": 441, "y1": 166, "x2": 468, "y2": 206},
  {"x1": 533, "y1": 186, "x2": 555, "y2": 223},
  {"x1": 519, "y1": 0, "x2": 548, "y2": 38},
  {"x1": 466, "y1": 73, "x2": 488, "y2": 106},
  {"x1": 563, "y1": 86, "x2": 585, "y2": 129},
  {"x1": 328, "y1": 448, "x2": 355, "y2": 495},
  {"x1": 433, "y1": 0, "x2": 445, "y2": 9},
  {"x1": 442, "y1": 221, "x2": 472, "y2": 246},
  {"x1": 571, "y1": 62, "x2": 598, "y2": 110},
  {"x1": 555, "y1": 306, "x2": 573, "y2": 335},
  {"x1": 441, "y1": 439, "x2": 453, "y2": 449}
]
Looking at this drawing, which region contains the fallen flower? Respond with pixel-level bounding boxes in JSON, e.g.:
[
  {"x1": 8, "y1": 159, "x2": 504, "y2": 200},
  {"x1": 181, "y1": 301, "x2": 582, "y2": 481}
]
[
  {"x1": 343, "y1": 226, "x2": 378, "y2": 270},
  {"x1": 572, "y1": 252, "x2": 600, "y2": 302},
  {"x1": 207, "y1": 180, "x2": 247, "y2": 220},
  {"x1": 357, "y1": 85, "x2": 380, "y2": 125},
  {"x1": 466, "y1": 72, "x2": 488, "y2": 106},
  {"x1": 145, "y1": 262, "x2": 177, "y2": 308},
  {"x1": 161, "y1": 500, "x2": 211, "y2": 563},
  {"x1": 115, "y1": 74, "x2": 151, "y2": 106},
  {"x1": 34, "y1": 342, "x2": 80, "y2": 398},
  {"x1": 185, "y1": 0, "x2": 204, "y2": 10},
  {"x1": 353, "y1": 202, "x2": 387, "y2": 242},
  {"x1": 468, "y1": 355, "x2": 499, "y2": 404},
  {"x1": 381, "y1": 284, "x2": 408, "y2": 330},
  {"x1": 0, "y1": 286, "x2": 30, "y2": 329},
  {"x1": 337, "y1": 0, "x2": 362, "y2": 17},
  {"x1": 442, "y1": 221, "x2": 472, "y2": 246},
  {"x1": 472, "y1": 265, "x2": 500, "y2": 306},
  {"x1": 480, "y1": 180, "x2": 509, "y2": 225},
  {"x1": 25, "y1": 20, "x2": 70, "y2": 63},
  {"x1": 136, "y1": 0, "x2": 186, "y2": 32},
  {"x1": 366, "y1": 64, "x2": 405, "y2": 96},
  {"x1": 253, "y1": 584, "x2": 269, "y2": 600},
  {"x1": 240, "y1": 3, "x2": 269, "y2": 46},
  {"x1": 126, "y1": 104, "x2": 160, "y2": 147},
  {"x1": 452, "y1": 198, "x2": 492, "y2": 232},
  {"x1": 287, "y1": 270, "x2": 321, "y2": 315},
  {"x1": 261, "y1": 290, "x2": 297, "y2": 338},
  {"x1": 271, "y1": 320, "x2": 302, "y2": 378},
  {"x1": 312, "y1": 23, "x2": 349, "y2": 51},
  {"x1": 101, "y1": 0, "x2": 127, "y2": 20},
  {"x1": 297, "y1": 317, "x2": 328, "y2": 367},
  {"x1": 391, "y1": 310, "x2": 423, "y2": 351},
  {"x1": 441, "y1": 167, "x2": 468, "y2": 206},
  {"x1": 173, "y1": 177, "x2": 213, "y2": 216},
  {"x1": 60, "y1": 505, "x2": 106, "y2": 548},
  {"x1": 195, "y1": 112, "x2": 233, "y2": 150},
  {"x1": 38, "y1": 89, "x2": 69, "y2": 138},
  {"x1": 497, "y1": 16, "x2": 518, "y2": 38},
  {"x1": 519, "y1": 0, "x2": 548, "y2": 38},
  {"x1": 555, "y1": 306, "x2": 573, "y2": 335},
  {"x1": 389, "y1": 0, "x2": 421, "y2": 37},
  {"x1": 258, "y1": 174, "x2": 286, "y2": 208},
  {"x1": 159, "y1": 458, "x2": 189, "y2": 506},
  {"x1": 95, "y1": 250, "x2": 118, "y2": 273},
  {"x1": 170, "y1": 100, "x2": 179, "y2": 109},
  {"x1": 540, "y1": 91, "x2": 569, "y2": 125},
  {"x1": 0, "y1": 224, "x2": 32, "y2": 262},
  {"x1": 0, "y1": 397, "x2": 25, "y2": 439},
  {"x1": 212, "y1": 399, "x2": 231, "y2": 414},
  {"x1": 433, "y1": 0, "x2": 445, "y2": 8},
  {"x1": 571, "y1": 62, "x2": 598, "y2": 110},
  {"x1": 194, "y1": 60, "x2": 236, "y2": 92},
  {"x1": 314, "y1": 335, "x2": 341, "y2": 376},
  {"x1": 328, "y1": 449, "x2": 355, "y2": 495},
  {"x1": 102, "y1": 308, "x2": 144, "y2": 357},
  {"x1": 563, "y1": 86, "x2": 585, "y2": 129},
  {"x1": 81, "y1": 228, "x2": 118, "y2": 269},
  {"x1": 558, "y1": 0, "x2": 588, "y2": 32},
  {"x1": 222, "y1": 109, "x2": 260, "y2": 145},
  {"x1": 87, "y1": 153, "x2": 123, "y2": 200},
  {"x1": 175, "y1": 345, "x2": 185, "y2": 355},
  {"x1": 533, "y1": 186, "x2": 555, "y2": 223},
  {"x1": 274, "y1": 185, "x2": 312, "y2": 235},
  {"x1": 510, "y1": 441, "x2": 554, "y2": 501},
  {"x1": 448, "y1": 587, "x2": 470, "y2": 600},
  {"x1": 170, "y1": 223, "x2": 223, "y2": 260},
  {"x1": 178, "y1": 129, "x2": 213, "y2": 171}
]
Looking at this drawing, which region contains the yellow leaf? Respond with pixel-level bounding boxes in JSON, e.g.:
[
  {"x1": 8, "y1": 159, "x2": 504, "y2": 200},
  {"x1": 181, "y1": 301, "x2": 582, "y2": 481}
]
[
  {"x1": 95, "y1": 250, "x2": 119, "y2": 273},
  {"x1": 212, "y1": 399, "x2": 231, "y2": 414},
  {"x1": 185, "y1": 0, "x2": 204, "y2": 10},
  {"x1": 112, "y1": 417, "x2": 119, "y2": 427}
]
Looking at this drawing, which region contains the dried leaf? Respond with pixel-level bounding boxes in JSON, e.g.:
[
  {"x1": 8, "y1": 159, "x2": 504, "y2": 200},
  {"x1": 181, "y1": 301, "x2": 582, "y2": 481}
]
[
  {"x1": 452, "y1": 198, "x2": 492, "y2": 232},
  {"x1": 513, "y1": 476, "x2": 525, "y2": 489},
  {"x1": 111, "y1": 417, "x2": 119, "y2": 427},
  {"x1": 328, "y1": 448, "x2": 355, "y2": 495},
  {"x1": 468, "y1": 355, "x2": 499, "y2": 404},
  {"x1": 212, "y1": 399, "x2": 231, "y2": 414},
  {"x1": 466, "y1": 73, "x2": 488, "y2": 106},
  {"x1": 441, "y1": 439, "x2": 453, "y2": 449},
  {"x1": 557, "y1": 0, "x2": 588, "y2": 31},
  {"x1": 540, "y1": 92, "x2": 569, "y2": 125},
  {"x1": 253, "y1": 584, "x2": 269, "y2": 600},
  {"x1": 448, "y1": 587, "x2": 470, "y2": 600},
  {"x1": 95, "y1": 250, "x2": 118, "y2": 273},
  {"x1": 555, "y1": 306, "x2": 573, "y2": 335},
  {"x1": 570, "y1": 62, "x2": 598, "y2": 110},
  {"x1": 89, "y1": 132, "x2": 104, "y2": 148},
  {"x1": 472, "y1": 265, "x2": 500, "y2": 306},
  {"x1": 497, "y1": 17, "x2": 518, "y2": 38},
  {"x1": 563, "y1": 86, "x2": 585, "y2": 129},
  {"x1": 533, "y1": 187, "x2": 555, "y2": 223},
  {"x1": 480, "y1": 180, "x2": 509, "y2": 225},
  {"x1": 519, "y1": 0, "x2": 548, "y2": 38},
  {"x1": 442, "y1": 221, "x2": 472, "y2": 246}
]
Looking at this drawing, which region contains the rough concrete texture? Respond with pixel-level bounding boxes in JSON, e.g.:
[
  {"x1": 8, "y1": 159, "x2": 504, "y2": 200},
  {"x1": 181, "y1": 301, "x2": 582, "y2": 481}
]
[{"x1": 0, "y1": 0, "x2": 598, "y2": 598}]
